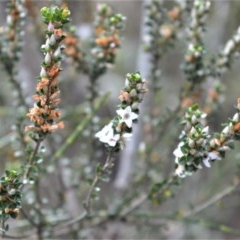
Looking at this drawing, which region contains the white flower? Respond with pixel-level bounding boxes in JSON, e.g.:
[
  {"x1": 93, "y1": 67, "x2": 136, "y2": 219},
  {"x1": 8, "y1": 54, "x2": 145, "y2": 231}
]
[
  {"x1": 47, "y1": 22, "x2": 54, "y2": 33},
  {"x1": 223, "y1": 40, "x2": 234, "y2": 55},
  {"x1": 202, "y1": 151, "x2": 219, "y2": 168},
  {"x1": 202, "y1": 126, "x2": 209, "y2": 135},
  {"x1": 95, "y1": 122, "x2": 120, "y2": 147},
  {"x1": 175, "y1": 165, "x2": 186, "y2": 178},
  {"x1": 173, "y1": 142, "x2": 184, "y2": 159},
  {"x1": 49, "y1": 34, "x2": 56, "y2": 45},
  {"x1": 175, "y1": 165, "x2": 193, "y2": 178},
  {"x1": 44, "y1": 52, "x2": 51, "y2": 65},
  {"x1": 125, "y1": 78, "x2": 130, "y2": 86},
  {"x1": 190, "y1": 127, "x2": 197, "y2": 135},
  {"x1": 222, "y1": 125, "x2": 233, "y2": 135},
  {"x1": 54, "y1": 47, "x2": 61, "y2": 59},
  {"x1": 116, "y1": 106, "x2": 138, "y2": 128},
  {"x1": 232, "y1": 113, "x2": 239, "y2": 122},
  {"x1": 40, "y1": 67, "x2": 47, "y2": 78}
]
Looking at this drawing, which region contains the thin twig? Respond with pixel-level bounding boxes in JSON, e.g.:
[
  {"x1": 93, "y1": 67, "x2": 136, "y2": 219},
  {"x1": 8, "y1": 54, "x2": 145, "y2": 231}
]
[
  {"x1": 84, "y1": 151, "x2": 113, "y2": 213},
  {"x1": 120, "y1": 174, "x2": 177, "y2": 218},
  {"x1": 52, "y1": 150, "x2": 114, "y2": 232},
  {"x1": 23, "y1": 139, "x2": 42, "y2": 181},
  {"x1": 183, "y1": 178, "x2": 240, "y2": 218}
]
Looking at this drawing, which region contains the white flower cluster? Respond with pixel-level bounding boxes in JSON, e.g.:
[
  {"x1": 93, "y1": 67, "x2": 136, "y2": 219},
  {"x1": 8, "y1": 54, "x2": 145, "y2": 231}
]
[
  {"x1": 173, "y1": 105, "x2": 220, "y2": 178},
  {"x1": 217, "y1": 26, "x2": 240, "y2": 73},
  {"x1": 95, "y1": 72, "x2": 147, "y2": 151},
  {"x1": 95, "y1": 107, "x2": 136, "y2": 148},
  {"x1": 190, "y1": 0, "x2": 210, "y2": 31},
  {"x1": 174, "y1": 100, "x2": 240, "y2": 178}
]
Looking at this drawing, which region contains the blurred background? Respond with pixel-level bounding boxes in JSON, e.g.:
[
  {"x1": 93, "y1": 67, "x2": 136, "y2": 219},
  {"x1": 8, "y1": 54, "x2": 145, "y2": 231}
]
[{"x1": 1, "y1": 0, "x2": 240, "y2": 239}]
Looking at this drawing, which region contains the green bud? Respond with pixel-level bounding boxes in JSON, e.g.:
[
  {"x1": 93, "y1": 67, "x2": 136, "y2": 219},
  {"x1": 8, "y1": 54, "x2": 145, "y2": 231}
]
[{"x1": 62, "y1": 9, "x2": 70, "y2": 18}]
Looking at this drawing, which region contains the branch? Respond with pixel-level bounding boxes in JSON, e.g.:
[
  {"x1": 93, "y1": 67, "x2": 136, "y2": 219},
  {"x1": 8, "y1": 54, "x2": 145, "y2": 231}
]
[{"x1": 182, "y1": 178, "x2": 240, "y2": 218}]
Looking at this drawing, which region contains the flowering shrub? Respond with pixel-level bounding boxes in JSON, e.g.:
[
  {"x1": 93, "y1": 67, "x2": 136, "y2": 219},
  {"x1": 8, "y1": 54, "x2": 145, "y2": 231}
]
[{"x1": 0, "y1": 0, "x2": 240, "y2": 239}]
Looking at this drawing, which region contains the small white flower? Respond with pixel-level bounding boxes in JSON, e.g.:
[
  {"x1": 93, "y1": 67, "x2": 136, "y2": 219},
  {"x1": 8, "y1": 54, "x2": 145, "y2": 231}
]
[
  {"x1": 191, "y1": 115, "x2": 197, "y2": 124},
  {"x1": 47, "y1": 22, "x2": 54, "y2": 33},
  {"x1": 223, "y1": 40, "x2": 234, "y2": 55},
  {"x1": 173, "y1": 142, "x2": 184, "y2": 163},
  {"x1": 107, "y1": 133, "x2": 120, "y2": 147},
  {"x1": 125, "y1": 78, "x2": 130, "y2": 86},
  {"x1": 202, "y1": 126, "x2": 209, "y2": 135},
  {"x1": 175, "y1": 165, "x2": 192, "y2": 178},
  {"x1": 54, "y1": 47, "x2": 61, "y2": 59},
  {"x1": 49, "y1": 34, "x2": 56, "y2": 45},
  {"x1": 7, "y1": 15, "x2": 13, "y2": 26},
  {"x1": 175, "y1": 164, "x2": 186, "y2": 178},
  {"x1": 95, "y1": 122, "x2": 120, "y2": 147},
  {"x1": 130, "y1": 89, "x2": 137, "y2": 97},
  {"x1": 44, "y1": 52, "x2": 51, "y2": 65},
  {"x1": 202, "y1": 151, "x2": 219, "y2": 168},
  {"x1": 40, "y1": 67, "x2": 47, "y2": 78},
  {"x1": 188, "y1": 138, "x2": 195, "y2": 148},
  {"x1": 219, "y1": 145, "x2": 231, "y2": 152},
  {"x1": 190, "y1": 126, "x2": 197, "y2": 135},
  {"x1": 232, "y1": 113, "x2": 239, "y2": 122},
  {"x1": 189, "y1": 148, "x2": 197, "y2": 156},
  {"x1": 8, "y1": 189, "x2": 16, "y2": 196},
  {"x1": 222, "y1": 125, "x2": 232, "y2": 135},
  {"x1": 116, "y1": 106, "x2": 138, "y2": 128}
]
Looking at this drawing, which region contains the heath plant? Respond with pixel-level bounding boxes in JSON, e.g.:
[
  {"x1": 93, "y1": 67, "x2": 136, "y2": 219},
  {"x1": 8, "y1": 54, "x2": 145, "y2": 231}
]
[{"x1": 0, "y1": 0, "x2": 240, "y2": 239}]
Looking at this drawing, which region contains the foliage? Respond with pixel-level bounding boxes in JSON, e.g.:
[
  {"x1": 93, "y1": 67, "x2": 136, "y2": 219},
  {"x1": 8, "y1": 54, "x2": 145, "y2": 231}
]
[{"x1": 0, "y1": 0, "x2": 240, "y2": 239}]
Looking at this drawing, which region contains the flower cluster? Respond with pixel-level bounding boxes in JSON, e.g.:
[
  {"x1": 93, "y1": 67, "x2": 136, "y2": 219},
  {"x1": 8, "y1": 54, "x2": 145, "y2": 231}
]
[
  {"x1": 95, "y1": 72, "x2": 148, "y2": 152},
  {"x1": 0, "y1": 0, "x2": 26, "y2": 64},
  {"x1": 210, "y1": 98, "x2": 240, "y2": 157},
  {"x1": 144, "y1": 0, "x2": 182, "y2": 84},
  {"x1": 183, "y1": 0, "x2": 210, "y2": 84},
  {"x1": 0, "y1": 170, "x2": 22, "y2": 222},
  {"x1": 173, "y1": 104, "x2": 218, "y2": 178},
  {"x1": 63, "y1": 25, "x2": 89, "y2": 74},
  {"x1": 174, "y1": 99, "x2": 240, "y2": 178},
  {"x1": 91, "y1": 4, "x2": 126, "y2": 72},
  {"x1": 63, "y1": 28, "x2": 84, "y2": 68},
  {"x1": 216, "y1": 26, "x2": 240, "y2": 74},
  {"x1": 25, "y1": 7, "x2": 70, "y2": 138},
  {"x1": 204, "y1": 80, "x2": 225, "y2": 113},
  {"x1": 145, "y1": 0, "x2": 181, "y2": 50}
]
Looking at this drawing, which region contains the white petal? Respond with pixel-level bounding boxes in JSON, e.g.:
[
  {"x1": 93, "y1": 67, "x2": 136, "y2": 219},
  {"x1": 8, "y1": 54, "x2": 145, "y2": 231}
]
[
  {"x1": 175, "y1": 165, "x2": 186, "y2": 178},
  {"x1": 203, "y1": 157, "x2": 211, "y2": 168},
  {"x1": 208, "y1": 152, "x2": 219, "y2": 160},
  {"x1": 202, "y1": 126, "x2": 209, "y2": 134}
]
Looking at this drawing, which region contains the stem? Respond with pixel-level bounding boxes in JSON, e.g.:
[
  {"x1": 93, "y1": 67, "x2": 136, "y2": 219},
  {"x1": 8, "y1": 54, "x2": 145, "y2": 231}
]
[
  {"x1": 23, "y1": 139, "x2": 42, "y2": 181},
  {"x1": 84, "y1": 151, "x2": 113, "y2": 213},
  {"x1": 182, "y1": 178, "x2": 240, "y2": 218},
  {"x1": 120, "y1": 174, "x2": 177, "y2": 218},
  {"x1": 52, "y1": 150, "x2": 114, "y2": 232}
]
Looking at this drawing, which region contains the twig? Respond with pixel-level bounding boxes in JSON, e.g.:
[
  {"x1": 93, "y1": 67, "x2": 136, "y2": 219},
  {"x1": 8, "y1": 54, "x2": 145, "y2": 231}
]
[
  {"x1": 119, "y1": 193, "x2": 148, "y2": 218},
  {"x1": 52, "y1": 150, "x2": 114, "y2": 232},
  {"x1": 182, "y1": 178, "x2": 240, "y2": 218},
  {"x1": 120, "y1": 174, "x2": 177, "y2": 218},
  {"x1": 84, "y1": 151, "x2": 113, "y2": 213},
  {"x1": 23, "y1": 139, "x2": 42, "y2": 181}
]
